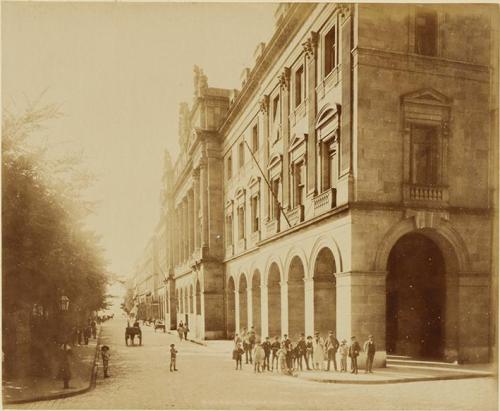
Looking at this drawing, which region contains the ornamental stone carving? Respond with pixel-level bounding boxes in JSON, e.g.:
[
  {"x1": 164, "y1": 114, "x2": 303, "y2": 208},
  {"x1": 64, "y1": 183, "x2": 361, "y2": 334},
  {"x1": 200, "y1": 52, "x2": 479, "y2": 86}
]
[{"x1": 302, "y1": 31, "x2": 319, "y2": 59}]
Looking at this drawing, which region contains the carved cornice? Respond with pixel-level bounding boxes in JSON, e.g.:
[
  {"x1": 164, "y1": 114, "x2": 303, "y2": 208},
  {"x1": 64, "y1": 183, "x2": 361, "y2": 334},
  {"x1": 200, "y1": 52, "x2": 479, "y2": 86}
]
[
  {"x1": 278, "y1": 67, "x2": 291, "y2": 90},
  {"x1": 302, "y1": 31, "x2": 319, "y2": 59},
  {"x1": 259, "y1": 95, "x2": 270, "y2": 114}
]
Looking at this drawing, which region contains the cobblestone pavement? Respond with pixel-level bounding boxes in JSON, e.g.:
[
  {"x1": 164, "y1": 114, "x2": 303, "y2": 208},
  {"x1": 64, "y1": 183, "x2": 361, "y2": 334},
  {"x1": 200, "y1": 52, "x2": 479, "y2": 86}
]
[{"x1": 10, "y1": 318, "x2": 497, "y2": 410}]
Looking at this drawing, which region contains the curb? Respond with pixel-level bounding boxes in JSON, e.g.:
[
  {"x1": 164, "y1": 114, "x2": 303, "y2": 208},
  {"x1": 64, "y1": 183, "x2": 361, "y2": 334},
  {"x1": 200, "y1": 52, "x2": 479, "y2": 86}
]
[
  {"x1": 4, "y1": 326, "x2": 103, "y2": 405},
  {"x1": 298, "y1": 372, "x2": 494, "y2": 385},
  {"x1": 165, "y1": 329, "x2": 208, "y2": 347}
]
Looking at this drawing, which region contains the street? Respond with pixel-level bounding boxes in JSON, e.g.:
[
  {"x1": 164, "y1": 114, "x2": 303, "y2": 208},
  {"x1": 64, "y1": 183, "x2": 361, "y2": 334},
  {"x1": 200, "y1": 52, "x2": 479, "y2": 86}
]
[{"x1": 10, "y1": 317, "x2": 497, "y2": 410}]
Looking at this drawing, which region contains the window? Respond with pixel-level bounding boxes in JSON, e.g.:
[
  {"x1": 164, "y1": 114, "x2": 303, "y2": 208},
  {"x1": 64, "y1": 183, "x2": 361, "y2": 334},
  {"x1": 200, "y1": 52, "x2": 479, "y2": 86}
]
[
  {"x1": 237, "y1": 206, "x2": 245, "y2": 240},
  {"x1": 227, "y1": 155, "x2": 232, "y2": 178},
  {"x1": 225, "y1": 213, "x2": 233, "y2": 246},
  {"x1": 321, "y1": 139, "x2": 338, "y2": 191},
  {"x1": 271, "y1": 178, "x2": 281, "y2": 220},
  {"x1": 324, "y1": 26, "x2": 337, "y2": 76},
  {"x1": 251, "y1": 196, "x2": 259, "y2": 232},
  {"x1": 411, "y1": 125, "x2": 439, "y2": 185},
  {"x1": 415, "y1": 11, "x2": 437, "y2": 56},
  {"x1": 239, "y1": 141, "x2": 245, "y2": 168},
  {"x1": 272, "y1": 95, "x2": 280, "y2": 123},
  {"x1": 294, "y1": 161, "x2": 306, "y2": 206},
  {"x1": 252, "y1": 124, "x2": 259, "y2": 153},
  {"x1": 295, "y1": 66, "x2": 304, "y2": 108}
]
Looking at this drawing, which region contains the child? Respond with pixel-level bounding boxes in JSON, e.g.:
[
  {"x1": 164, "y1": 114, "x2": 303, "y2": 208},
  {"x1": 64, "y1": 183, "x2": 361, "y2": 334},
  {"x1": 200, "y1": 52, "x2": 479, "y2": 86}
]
[
  {"x1": 253, "y1": 342, "x2": 265, "y2": 373},
  {"x1": 170, "y1": 343, "x2": 178, "y2": 372},
  {"x1": 101, "y1": 345, "x2": 110, "y2": 378},
  {"x1": 277, "y1": 342, "x2": 288, "y2": 375},
  {"x1": 271, "y1": 336, "x2": 280, "y2": 371},
  {"x1": 338, "y1": 339, "x2": 348, "y2": 372},
  {"x1": 233, "y1": 342, "x2": 244, "y2": 370}
]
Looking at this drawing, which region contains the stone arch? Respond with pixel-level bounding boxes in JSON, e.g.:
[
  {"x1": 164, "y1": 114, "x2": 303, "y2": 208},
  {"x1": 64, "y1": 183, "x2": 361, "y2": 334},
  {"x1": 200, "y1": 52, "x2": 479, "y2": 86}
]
[
  {"x1": 308, "y1": 236, "x2": 343, "y2": 278},
  {"x1": 312, "y1": 247, "x2": 337, "y2": 335},
  {"x1": 283, "y1": 248, "x2": 308, "y2": 283},
  {"x1": 267, "y1": 261, "x2": 282, "y2": 338},
  {"x1": 251, "y1": 269, "x2": 262, "y2": 336},
  {"x1": 238, "y1": 273, "x2": 249, "y2": 332},
  {"x1": 378, "y1": 216, "x2": 467, "y2": 361},
  {"x1": 227, "y1": 276, "x2": 236, "y2": 338},
  {"x1": 264, "y1": 256, "x2": 284, "y2": 285},
  {"x1": 287, "y1": 255, "x2": 306, "y2": 339},
  {"x1": 374, "y1": 216, "x2": 469, "y2": 274}
]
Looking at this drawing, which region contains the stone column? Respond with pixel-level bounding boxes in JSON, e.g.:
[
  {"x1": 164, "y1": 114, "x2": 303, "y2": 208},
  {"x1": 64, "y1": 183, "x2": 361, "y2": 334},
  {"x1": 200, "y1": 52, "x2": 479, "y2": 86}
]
[
  {"x1": 247, "y1": 287, "x2": 253, "y2": 329},
  {"x1": 304, "y1": 277, "x2": 314, "y2": 336},
  {"x1": 184, "y1": 199, "x2": 189, "y2": 260},
  {"x1": 278, "y1": 68, "x2": 291, "y2": 210},
  {"x1": 260, "y1": 284, "x2": 269, "y2": 338},
  {"x1": 335, "y1": 271, "x2": 386, "y2": 367},
  {"x1": 340, "y1": 6, "x2": 353, "y2": 175},
  {"x1": 280, "y1": 281, "x2": 289, "y2": 336},
  {"x1": 234, "y1": 289, "x2": 240, "y2": 335},
  {"x1": 187, "y1": 193, "x2": 193, "y2": 259},
  {"x1": 200, "y1": 162, "x2": 209, "y2": 248},
  {"x1": 303, "y1": 31, "x2": 319, "y2": 194},
  {"x1": 259, "y1": 96, "x2": 270, "y2": 221},
  {"x1": 193, "y1": 169, "x2": 200, "y2": 250}
]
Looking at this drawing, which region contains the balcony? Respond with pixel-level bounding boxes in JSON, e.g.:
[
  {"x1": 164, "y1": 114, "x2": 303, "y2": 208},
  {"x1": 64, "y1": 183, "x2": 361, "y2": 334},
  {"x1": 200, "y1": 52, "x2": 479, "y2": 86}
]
[
  {"x1": 404, "y1": 184, "x2": 449, "y2": 204},
  {"x1": 265, "y1": 218, "x2": 280, "y2": 237},
  {"x1": 313, "y1": 188, "x2": 336, "y2": 217},
  {"x1": 285, "y1": 205, "x2": 304, "y2": 227}
]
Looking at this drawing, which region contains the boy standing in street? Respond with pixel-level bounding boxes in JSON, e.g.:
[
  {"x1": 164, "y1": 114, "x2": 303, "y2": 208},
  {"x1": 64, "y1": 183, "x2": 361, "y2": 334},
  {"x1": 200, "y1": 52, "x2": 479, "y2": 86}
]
[
  {"x1": 349, "y1": 336, "x2": 361, "y2": 374},
  {"x1": 233, "y1": 342, "x2": 244, "y2": 370},
  {"x1": 338, "y1": 339, "x2": 348, "y2": 372},
  {"x1": 101, "y1": 345, "x2": 110, "y2": 378},
  {"x1": 262, "y1": 337, "x2": 271, "y2": 371},
  {"x1": 170, "y1": 343, "x2": 178, "y2": 372}
]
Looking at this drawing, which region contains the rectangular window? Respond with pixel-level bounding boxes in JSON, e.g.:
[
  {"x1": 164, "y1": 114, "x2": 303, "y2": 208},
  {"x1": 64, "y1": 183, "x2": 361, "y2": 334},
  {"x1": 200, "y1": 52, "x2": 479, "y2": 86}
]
[
  {"x1": 226, "y1": 214, "x2": 233, "y2": 246},
  {"x1": 272, "y1": 95, "x2": 280, "y2": 123},
  {"x1": 239, "y1": 141, "x2": 245, "y2": 168},
  {"x1": 252, "y1": 124, "x2": 259, "y2": 153},
  {"x1": 322, "y1": 139, "x2": 337, "y2": 191},
  {"x1": 324, "y1": 26, "x2": 337, "y2": 76},
  {"x1": 295, "y1": 66, "x2": 304, "y2": 108},
  {"x1": 411, "y1": 125, "x2": 439, "y2": 185},
  {"x1": 237, "y1": 206, "x2": 245, "y2": 240},
  {"x1": 251, "y1": 196, "x2": 259, "y2": 232},
  {"x1": 294, "y1": 161, "x2": 306, "y2": 206},
  {"x1": 415, "y1": 11, "x2": 438, "y2": 56},
  {"x1": 227, "y1": 155, "x2": 232, "y2": 179}
]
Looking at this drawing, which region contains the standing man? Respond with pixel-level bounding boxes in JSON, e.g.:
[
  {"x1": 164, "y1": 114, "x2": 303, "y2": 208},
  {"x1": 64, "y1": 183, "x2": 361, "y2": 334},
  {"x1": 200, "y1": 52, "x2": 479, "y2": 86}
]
[
  {"x1": 296, "y1": 334, "x2": 309, "y2": 371},
  {"x1": 312, "y1": 331, "x2": 325, "y2": 370},
  {"x1": 282, "y1": 334, "x2": 292, "y2": 371},
  {"x1": 348, "y1": 336, "x2": 361, "y2": 374},
  {"x1": 325, "y1": 331, "x2": 339, "y2": 372},
  {"x1": 363, "y1": 334, "x2": 376, "y2": 373},
  {"x1": 271, "y1": 336, "x2": 280, "y2": 371},
  {"x1": 262, "y1": 337, "x2": 271, "y2": 371}
]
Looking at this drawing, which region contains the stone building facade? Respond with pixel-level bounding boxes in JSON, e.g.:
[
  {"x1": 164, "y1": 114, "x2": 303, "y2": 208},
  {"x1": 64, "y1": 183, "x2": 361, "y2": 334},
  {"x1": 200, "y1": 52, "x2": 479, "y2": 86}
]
[{"x1": 132, "y1": 3, "x2": 498, "y2": 365}]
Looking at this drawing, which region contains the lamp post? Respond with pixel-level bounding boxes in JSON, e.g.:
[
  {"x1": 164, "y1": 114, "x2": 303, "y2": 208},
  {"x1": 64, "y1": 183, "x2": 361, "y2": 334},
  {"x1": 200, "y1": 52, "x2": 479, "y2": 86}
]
[{"x1": 58, "y1": 295, "x2": 71, "y2": 389}]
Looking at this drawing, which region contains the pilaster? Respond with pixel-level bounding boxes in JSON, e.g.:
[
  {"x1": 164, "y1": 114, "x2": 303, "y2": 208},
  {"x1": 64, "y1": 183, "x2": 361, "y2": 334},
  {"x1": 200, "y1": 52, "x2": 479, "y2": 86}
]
[
  {"x1": 304, "y1": 277, "x2": 314, "y2": 336},
  {"x1": 280, "y1": 281, "x2": 289, "y2": 336},
  {"x1": 279, "y1": 68, "x2": 291, "y2": 210},
  {"x1": 260, "y1": 284, "x2": 269, "y2": 338}
]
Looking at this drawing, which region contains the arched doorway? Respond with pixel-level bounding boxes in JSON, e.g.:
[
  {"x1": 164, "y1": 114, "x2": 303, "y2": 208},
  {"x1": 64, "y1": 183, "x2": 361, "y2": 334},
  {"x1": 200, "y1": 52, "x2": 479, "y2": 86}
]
[
  {"x1": 386, "y1": 233, "x2": 446, "y2": 359},
  {"x1": 313, "y1": 248, "x2": 336, "y2": 335},
  {"x1": 267, "y1": 263, "x2": 281, "y2": 338},
  {"x1": 239, "y1": 275, "x2": 248, "y2": 331},
  {"x1": 252, "y1": 271, "x2": 261, "y2": 336},
  {"x1": 288, "y1": 256, "x2": 305, "y2": 339},
  {"x1": 227, "y1": 277, "x2": 236, "y2": 338}
]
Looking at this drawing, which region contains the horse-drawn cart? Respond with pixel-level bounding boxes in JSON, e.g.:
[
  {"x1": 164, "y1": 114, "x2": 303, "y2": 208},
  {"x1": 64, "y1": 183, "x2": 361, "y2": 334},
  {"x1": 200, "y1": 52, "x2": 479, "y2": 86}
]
[{"x1": 125, "y1": 322, "x2": 142, "y2": 346}]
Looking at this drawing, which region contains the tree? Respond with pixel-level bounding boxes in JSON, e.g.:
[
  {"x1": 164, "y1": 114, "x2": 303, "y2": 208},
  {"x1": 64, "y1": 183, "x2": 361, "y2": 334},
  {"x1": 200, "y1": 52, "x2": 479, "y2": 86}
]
[{"x1": 2, "y1": 102, "x2": 109, "y2": 376}]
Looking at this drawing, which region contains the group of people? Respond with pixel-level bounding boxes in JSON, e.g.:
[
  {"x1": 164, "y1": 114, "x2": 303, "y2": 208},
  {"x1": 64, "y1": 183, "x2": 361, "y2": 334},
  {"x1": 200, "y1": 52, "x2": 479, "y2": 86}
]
[
  {"x1": 232, "y1": 327, "x2": 377, "y2": 375},
  {"x1": 176, "y1": 322, "x2": 190, "y2": 341},
  {"x1": 70, "y1": 319, "x2": 98, "y2": 347}
]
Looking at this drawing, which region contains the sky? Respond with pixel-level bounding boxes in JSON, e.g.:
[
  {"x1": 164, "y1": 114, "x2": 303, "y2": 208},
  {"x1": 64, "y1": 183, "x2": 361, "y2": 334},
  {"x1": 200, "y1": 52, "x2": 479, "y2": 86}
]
[{"x1": 2, "y1": 2, "x2": 276, "y2": 285}]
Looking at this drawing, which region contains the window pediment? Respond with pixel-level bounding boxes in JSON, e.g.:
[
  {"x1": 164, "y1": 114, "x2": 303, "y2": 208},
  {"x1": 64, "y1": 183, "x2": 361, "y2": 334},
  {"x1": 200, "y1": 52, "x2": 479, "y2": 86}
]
[
  {"x1": 248, "y1": 176, "x2": 261, "y2": 189},
  {"x1": 289, "y1": 133, "x2": 307, "y2": 152},
  {"x1": 401, "y1": 88, "x2": 451, "y2": 107},
  {"x1": 267, "y1": 153, "x2": 282, "y2": 170}
]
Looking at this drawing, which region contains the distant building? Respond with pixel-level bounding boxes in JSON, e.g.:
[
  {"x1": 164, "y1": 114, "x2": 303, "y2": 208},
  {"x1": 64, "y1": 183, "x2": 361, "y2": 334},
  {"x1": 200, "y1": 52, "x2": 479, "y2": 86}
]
[{"x1": 133, "y1": 3, "x2": 498, "y2": 364}]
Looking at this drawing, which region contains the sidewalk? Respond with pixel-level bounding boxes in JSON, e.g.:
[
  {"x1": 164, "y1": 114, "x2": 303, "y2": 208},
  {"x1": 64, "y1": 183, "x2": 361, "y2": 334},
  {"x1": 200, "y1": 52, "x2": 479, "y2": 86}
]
[
  {"x1": 296, "y1": 362, "x2": 494, "y2": 384},
  {"x1": 2, "y1": 334, "x2": 100, "y2": 405}
]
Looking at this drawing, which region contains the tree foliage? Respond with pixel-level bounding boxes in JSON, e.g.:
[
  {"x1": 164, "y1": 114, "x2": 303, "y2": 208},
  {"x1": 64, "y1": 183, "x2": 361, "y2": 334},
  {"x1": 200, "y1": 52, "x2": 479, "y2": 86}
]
[{"x1": 2, "y1": 103, "x2": 109, "y2": 316}]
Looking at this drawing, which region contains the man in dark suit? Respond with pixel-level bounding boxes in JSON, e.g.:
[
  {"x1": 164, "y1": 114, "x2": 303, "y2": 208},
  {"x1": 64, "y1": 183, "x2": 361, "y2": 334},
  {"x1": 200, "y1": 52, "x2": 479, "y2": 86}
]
[
  {"x1": 325, "y1": 330, "x2": 339, "y2": 371},
  {"x1": 363, "y1": 334, "x2": 376, "y2": 373},
  {"x1": 348, "y1": 336, "x2": 361, "y2": 374}
]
